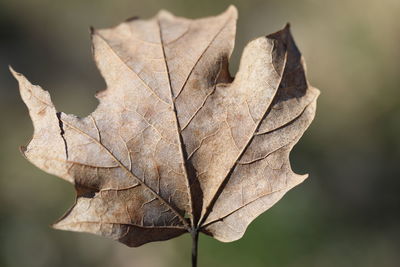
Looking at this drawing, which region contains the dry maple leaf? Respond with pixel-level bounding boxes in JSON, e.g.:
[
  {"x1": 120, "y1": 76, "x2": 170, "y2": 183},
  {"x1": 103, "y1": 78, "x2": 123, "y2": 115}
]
[{"x1": 12, "y1": 5, "x2": 319, "y2": 265}]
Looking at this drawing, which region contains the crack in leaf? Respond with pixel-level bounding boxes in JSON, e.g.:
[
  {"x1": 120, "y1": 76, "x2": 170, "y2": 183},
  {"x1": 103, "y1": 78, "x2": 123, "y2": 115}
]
[{"x1": 56, "y1": 112, "x2": 69, "y2": 159}]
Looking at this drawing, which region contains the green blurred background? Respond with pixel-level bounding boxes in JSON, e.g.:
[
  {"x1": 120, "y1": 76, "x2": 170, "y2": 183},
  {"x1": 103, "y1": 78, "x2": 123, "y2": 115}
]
[{"x1": 1, "y1": 0, "x2": 399, "y2": 266}]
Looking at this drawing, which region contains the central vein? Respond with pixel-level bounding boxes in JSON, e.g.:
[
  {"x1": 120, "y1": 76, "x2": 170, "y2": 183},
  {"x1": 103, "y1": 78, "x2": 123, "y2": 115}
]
[{"x1": 157, "y1": 18, "x2": 195, "y2": 228}]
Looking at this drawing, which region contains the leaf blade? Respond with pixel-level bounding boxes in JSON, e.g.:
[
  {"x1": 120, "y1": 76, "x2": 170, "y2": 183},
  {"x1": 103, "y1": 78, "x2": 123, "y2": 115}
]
[{"x1": 14, "y1": 7, "x2": 319, "y2": 247}]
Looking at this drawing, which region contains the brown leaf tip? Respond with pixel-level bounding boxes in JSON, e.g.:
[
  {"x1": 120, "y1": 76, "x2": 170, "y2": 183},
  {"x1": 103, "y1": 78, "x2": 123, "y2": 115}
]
[
  {"x1": 19, "y1": 145, "x2": 27, "y2": 157},
  {"x1": 89, "y1": 26, "x2": 96, "y2": 35},
  {"x1": 124, "y1": 15, "x2": 139, "y2": 22}
]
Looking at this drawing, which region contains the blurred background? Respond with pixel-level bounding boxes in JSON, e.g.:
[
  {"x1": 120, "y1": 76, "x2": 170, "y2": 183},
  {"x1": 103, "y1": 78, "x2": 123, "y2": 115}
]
[{"x1": 0, "y1": 0, "x2": 399, "y2": 266}]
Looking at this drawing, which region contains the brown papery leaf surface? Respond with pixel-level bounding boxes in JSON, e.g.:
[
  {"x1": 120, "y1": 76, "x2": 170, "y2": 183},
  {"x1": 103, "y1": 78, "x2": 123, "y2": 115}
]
[{"x1": 12, "y1": 5, "x2": 319, "y2": 246}]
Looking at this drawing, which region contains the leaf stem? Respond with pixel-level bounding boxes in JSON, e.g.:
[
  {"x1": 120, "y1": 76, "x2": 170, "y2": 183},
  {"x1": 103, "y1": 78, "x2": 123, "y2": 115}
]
[{"x1": 191, "y1": 229, "x2": 199, "y2": 267}]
